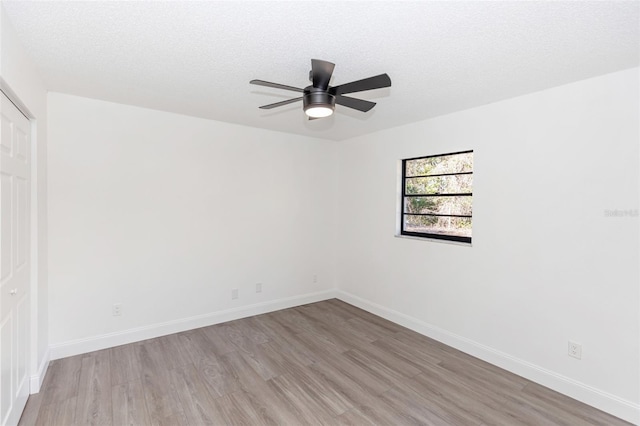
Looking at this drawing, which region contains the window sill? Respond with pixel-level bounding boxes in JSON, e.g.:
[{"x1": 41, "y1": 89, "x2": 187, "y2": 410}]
[{"x1": 394, "y1": 233, "x2": 473, "y2": 247}]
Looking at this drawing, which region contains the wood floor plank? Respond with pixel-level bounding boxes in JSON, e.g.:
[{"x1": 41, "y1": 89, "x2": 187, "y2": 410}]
[
  {"x1": 502, "y1": 392, "x2": 594, "y2": 426},
  {"x1": 228, "y1": 317, "x2": 270, "y2": 345},
  {"x1": 385, "y1": 331, "x2": 450, "y2": 364},
  {"x1": 254, "y1": 340, "x2": 308, "y2": 373},
  {"x1": 137, "y1": 341, "x2": 188, "y2": 426},
  {"x1": 371, "y1": 334, "x2": 442, "y2": 370},
  {"x1": 407, "y1": 365, "x2": 531, "y2": 425},
  {"x1": 219, "y1": 351, "x2": 300, "y2": 425},
  {"x1": 110, "y1": 343, "x2": 142, "y2": 386},
  {"x1": 217, "y1": 322, "x2": 260, "y2": 354},
  {"x1": 39, "y1": 355, "x2": 83, "y2": 406},
  {"x1": 261, "y1": 311, "x2": 306, "y2": 336},
  {"x1": 437, "y1": 356, "x2": 527, "y2": 395},
  {"x1": 17, "y1": 392, "x2": 42, "y2": 426},
  {"x1": 169, "y1": 363, "x2": 225, "y2": 425},
  {"x1": 248, "y1": 316, "x2": 318, "y2": 366},
  {"x1": 354, "y1": 340, "x2": 422, "y2": 378},
  {"x1": 294, "y1": 330, "x2": 348, "y2": 358},
  {"x1": 177, "y1": 329, "x2": 217, "y2": 364},
  {"x1": 307, "y1": 358, "x2": 389, "y2": 408},
  {"x1": 295, "y1": 308, "x2": 372, "y2": 351},
  {"x1": 267, "y1": 372, "x2": 336, "y2": 425},
  {"x1": 259, "y1": 341, "x2": 353, "y2": 416},
  {"x1": 212, "y1": 390, "x2": 277, "y2": 426},
  {"x1": 326, "y1": 299, "x2": 406, "y2": 334},
  {"x1": 236, "y1": 345, "x2": 284, "y2": 381},
  {"x1": 314, "y1": 299, "x2": 358, "y2": 322},
  {"x1": 74, "y1": 349, "x2": 112, "y2": 425},
  {"x1": 195, "y1": 354, "x2": 241, "y2": 398},
  {"x1": 19, "y1": 300, "x2": 631, "y2": 426},
  {"x1": 334, "y1": 407, "x2": 376, "y2": 426},
  {"x1": 296, "y1": 303, "x2": 350, "y2": 327},
  {"x1": 342, "y1": 348, "x2": 414, "y2": 387},
  {"x1": 394, "y1": 328, "x2": 531, "y2": 389},
  {"x1": 34, "y1": 396, "x2": 77, "y2": 426},
  {"x1": 268, "y1": 307, "x2": 319, "y2": 334},
  {"x1": 199, "y1": 323, "x2": 238, "y2": 355},
  {"x1": 112, "y1": 379, "x2": 151, "y2": 426},
  {"x1": 381, "y1": 383, "x2": 479, "y2": 426},
  {"x1": 152, "y1": 333, "x2": 193, "y2": 369},
  {"x1": 352, "y1": 396, "x2": 435, "y2": 426},
  {"x1": 343, "y1": 316, "x2": 396, "y2": 342},
  {"x1": 521, "y1": 382, "x2": 631, "y2": 426},
  {"x1": 243, "y1": 314, "x2": 288, "y2": 341},
  {"x1": 503, "y1": 382, "x2": 630, "y2": 426}
]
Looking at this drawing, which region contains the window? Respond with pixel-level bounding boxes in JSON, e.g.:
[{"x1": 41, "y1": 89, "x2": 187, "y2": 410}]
[{"x1": 401, "y1": 150, "x2": 473, "y2": 243}]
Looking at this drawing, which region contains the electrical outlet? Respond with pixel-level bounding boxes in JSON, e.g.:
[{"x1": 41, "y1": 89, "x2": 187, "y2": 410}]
[
  {"x1": 568, "y1": 341, "x2": 582, "y2": 359},
  {"x1": 112, "y1": 303, "x2": 122, "y2": 316},
  {"x1": 231, "y1": 288, "x2": 239, "y2": 300},
  {"x1": 256, "y1": 283, "x2": 262, "y2": 293},
  {"x1": 313, "y1": 274, "x2": 318, "y2": 283}
]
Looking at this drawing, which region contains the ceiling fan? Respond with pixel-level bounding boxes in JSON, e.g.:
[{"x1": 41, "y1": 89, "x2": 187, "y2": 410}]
[{"x1": 250, "y1": 59, "x2": 391, "y2": 119}]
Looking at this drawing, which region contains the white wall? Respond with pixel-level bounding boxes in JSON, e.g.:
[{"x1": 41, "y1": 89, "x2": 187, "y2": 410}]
[
  {"x1": 336, "y1": 68, "x2": 639, "y2": 422},
  {"x1": 47, "y1": 93, "x2": 337, "y2": 354},
  {"x1": 0, "y1": 4, "x2": 49, "y2": 391}
]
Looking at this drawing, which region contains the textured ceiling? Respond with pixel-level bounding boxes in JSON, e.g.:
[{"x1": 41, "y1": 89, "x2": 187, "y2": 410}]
[{"x1": 3, "y1": 1, "x2": 639, "y2": 141}]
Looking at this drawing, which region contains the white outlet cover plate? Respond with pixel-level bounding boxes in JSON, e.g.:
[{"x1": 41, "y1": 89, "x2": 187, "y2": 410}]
[{"x1": 568, "y1": 341, "x2": 582, "y2": 359}]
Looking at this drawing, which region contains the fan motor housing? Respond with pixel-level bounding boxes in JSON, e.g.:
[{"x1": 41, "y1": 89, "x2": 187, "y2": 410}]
[{"x1": 303, "y1": 86, "x2": 336, "y2": 111}]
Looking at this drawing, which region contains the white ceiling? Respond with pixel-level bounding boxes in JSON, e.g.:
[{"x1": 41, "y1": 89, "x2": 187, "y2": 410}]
[{"x1": 3, "y1": 1, "x2": 639, "y2": 141}]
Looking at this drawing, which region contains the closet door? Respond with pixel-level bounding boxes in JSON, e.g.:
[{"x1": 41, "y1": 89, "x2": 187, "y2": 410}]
[{"x1": 0, "y1": 92, "x2": 31, "y2": 426}]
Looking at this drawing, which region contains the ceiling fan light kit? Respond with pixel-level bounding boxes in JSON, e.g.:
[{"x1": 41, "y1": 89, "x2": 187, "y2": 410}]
[
  {"x1": 303, "y1": 89, "x2": 336, "y2": 118},
  {"x1": 250, "y1": 59, "x2": 391, "y2": 119}
]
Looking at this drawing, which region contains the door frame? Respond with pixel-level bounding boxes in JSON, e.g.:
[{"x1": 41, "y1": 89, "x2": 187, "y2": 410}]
[{"x1": 0, "y1": 78, "x2": 44, "y2": 396}]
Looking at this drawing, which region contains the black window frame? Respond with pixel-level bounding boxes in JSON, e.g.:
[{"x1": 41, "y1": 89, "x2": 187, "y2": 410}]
[{"x1": 401, "y1": 150, "x2": 473, "y2": 244}]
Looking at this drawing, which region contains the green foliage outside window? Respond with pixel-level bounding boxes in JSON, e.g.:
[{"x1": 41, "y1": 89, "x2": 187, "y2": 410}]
[{"x1": 402, "y1": 151, "x2": 473, "y2": 241}]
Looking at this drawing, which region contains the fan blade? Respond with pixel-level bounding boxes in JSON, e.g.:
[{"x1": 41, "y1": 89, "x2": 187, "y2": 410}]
[
  {"x1": 250, "y1": 80, "x2": 304, "y2": 93},
  {"x1": 330, "y1": 73, "x2": 391, "y2": 96},
  {"x1": 335, "y1": 95, "x2": 376, "y2": 112},
  {"x1": 311, "y1": 59, "x2": 335, "y2": 90},
  {"x1": 259, "y1": 97, "x2": 303, "y2": 109}
]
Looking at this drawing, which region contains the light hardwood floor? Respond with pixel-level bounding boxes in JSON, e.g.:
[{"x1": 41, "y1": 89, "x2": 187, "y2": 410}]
[{"x1": 19, "y1": 299, "x2": 630, "y2": 425}]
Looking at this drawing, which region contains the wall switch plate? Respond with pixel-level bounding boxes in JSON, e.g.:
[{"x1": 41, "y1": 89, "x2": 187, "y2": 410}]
[
  {"x1": 231, "y1": 289, "x2": 239, "y2": 300},
  {"x1": 256, "y1": 283, "x2": 262, "y2": 293},
  {"x1": 568, "y1": 341, "x2": 582, "y2": 359},
  {"x1": 112, "y1": 303, "x2": 122, "y2": 316}
]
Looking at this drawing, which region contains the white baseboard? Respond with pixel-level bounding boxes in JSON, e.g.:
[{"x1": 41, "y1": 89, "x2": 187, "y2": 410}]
[
  {"x1": 335, "y1": 290, "x2": 640, "y2": 425},
  {"x1": 29, "y1": 348, "x2": 50, "y2": 394},
  {"x1": 49, "y1": 289, "x2": 337, "y2": 360}
]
